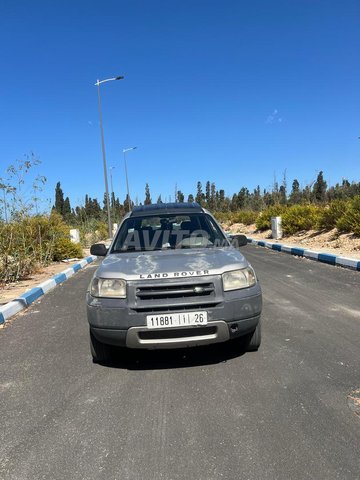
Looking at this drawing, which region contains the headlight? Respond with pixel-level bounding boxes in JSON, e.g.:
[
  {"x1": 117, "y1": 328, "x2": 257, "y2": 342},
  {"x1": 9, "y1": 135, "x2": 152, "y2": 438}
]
[
  {"x1": 90, "y1": 277, "x2": 126, "y2": 298},
  {"x1": 222, "y1": 267, "x2": 256, "y2": 291}
]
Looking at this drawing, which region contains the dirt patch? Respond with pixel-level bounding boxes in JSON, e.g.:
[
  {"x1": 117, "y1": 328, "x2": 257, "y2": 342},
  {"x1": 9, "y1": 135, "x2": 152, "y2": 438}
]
[{"x1": 223, "y1": 223, "x2": 360, "y2": 260}]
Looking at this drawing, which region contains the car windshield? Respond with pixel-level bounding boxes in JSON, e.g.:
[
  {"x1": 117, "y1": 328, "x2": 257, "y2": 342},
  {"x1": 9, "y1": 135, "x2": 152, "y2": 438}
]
[{"x1": 111, "y1": 213, "x2": 228, "y2": 252}]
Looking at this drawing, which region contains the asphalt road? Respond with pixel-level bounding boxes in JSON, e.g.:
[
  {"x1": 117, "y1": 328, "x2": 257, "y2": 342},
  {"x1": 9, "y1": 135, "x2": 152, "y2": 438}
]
[{"x1": 0, "y1": 245, "x2": 359, "y2": 480}]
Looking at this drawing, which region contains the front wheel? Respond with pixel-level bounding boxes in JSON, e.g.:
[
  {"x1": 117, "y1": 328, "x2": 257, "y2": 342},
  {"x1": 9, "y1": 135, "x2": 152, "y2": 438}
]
[
  {"x1": 246, "y1": 320, "x2": 261, "y2": 351},
  {"x1": 90, "y1": 329, "x2": 113, "y2": 364}
]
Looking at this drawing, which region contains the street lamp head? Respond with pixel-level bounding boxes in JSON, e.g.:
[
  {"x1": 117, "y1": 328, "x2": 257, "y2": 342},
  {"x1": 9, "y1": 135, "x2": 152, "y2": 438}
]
[
  {"x1": 123, "y1": 146, "x2": 137, "y2": 153},
  {"x1": 95, "y1": 75, "x2": 125, "y2": 86}
]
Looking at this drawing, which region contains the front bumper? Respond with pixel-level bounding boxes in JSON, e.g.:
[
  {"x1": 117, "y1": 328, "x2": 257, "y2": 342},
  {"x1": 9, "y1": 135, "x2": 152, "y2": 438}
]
[{"x1": 87, "y1": 282, "x2": 262, "y2": 349}]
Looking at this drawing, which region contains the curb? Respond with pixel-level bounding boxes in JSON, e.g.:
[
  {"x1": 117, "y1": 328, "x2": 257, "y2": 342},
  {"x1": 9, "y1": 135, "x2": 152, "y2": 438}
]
[
  {"x1": 0, "y1": 256, "x2": 97, "y2": 326},
  {"x1": 247, "y1": 237, "x2": 360, "y2": 271}
]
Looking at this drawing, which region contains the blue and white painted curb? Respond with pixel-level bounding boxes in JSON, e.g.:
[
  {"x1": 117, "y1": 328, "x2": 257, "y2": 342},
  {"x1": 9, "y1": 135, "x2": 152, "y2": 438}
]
[
  {"x1": 247, "y1": 237, "x2": 360, "y2": 271},
  {"x1": 0, "y1": 255, "x2": 97, "y2": 326}
]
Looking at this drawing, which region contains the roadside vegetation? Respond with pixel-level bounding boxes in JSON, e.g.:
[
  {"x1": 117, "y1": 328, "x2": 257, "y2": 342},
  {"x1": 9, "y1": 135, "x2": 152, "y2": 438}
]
[
  {"x1": 1, "y1": 156, "x2": 359, "y2": 284},
  {"x1": 251, "y1": 200, "x2": 360, "y2": 235},
  {"x1": 211, "y1": 172, "x2": 360, "y2": 237},
  {"x1": 0, "y1": 156, "x2": 84, "y2": 283}
]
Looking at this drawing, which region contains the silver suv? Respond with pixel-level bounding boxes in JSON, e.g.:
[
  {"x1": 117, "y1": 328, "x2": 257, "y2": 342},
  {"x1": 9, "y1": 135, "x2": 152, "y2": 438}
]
[{"x1": 87, "y1": 203, "x2": 262, "y2": 363}]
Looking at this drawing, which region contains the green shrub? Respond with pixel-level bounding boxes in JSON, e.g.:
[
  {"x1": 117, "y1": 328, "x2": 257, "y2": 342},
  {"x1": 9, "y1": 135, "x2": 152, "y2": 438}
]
[
  {"x1": 0, "y1": 212, "x2": 84, "y2": 283},
  {"x1": 317, "y1": 200, "x2": 348, "y2": 230},
  {"x1": 96, "y1": 221, "x2": 108, "y2": 241},
  {"x1": 52, "y1": 237, "x2": 83, "y2": 261},
  {"x1": 336, "y1": 195, "x2": 360, "y2": 236},
  {"x1": 255, "y1": 205, "x2": 286, "y2": 231},
  {"x1": 213, "y1": 211, "x2": 229, "y2": 224},
  {"x1": 230, "y1": 210, "x2": 259, "y2": 225},
  {"x1": 282, "y1": 205, "x2": 322, "y2": 235},
  {"x1": 214, "y1": 210, "x2": 259, "y2": 226},
  {"x1": 79, "y1": 219, "x2": 108, "y2": 246}
]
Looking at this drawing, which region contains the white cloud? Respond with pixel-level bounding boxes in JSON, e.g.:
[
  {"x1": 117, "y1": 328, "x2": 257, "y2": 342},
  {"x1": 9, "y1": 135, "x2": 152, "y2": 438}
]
[{"x1": 266, "y1": 109, "x2": 283, "y2": 124}]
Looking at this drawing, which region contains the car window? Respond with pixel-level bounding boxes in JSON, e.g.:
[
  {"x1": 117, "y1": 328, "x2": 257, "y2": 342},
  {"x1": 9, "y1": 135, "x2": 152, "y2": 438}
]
[{"x1": 111, "y1": 213, "x2": 228, "y2": 252}]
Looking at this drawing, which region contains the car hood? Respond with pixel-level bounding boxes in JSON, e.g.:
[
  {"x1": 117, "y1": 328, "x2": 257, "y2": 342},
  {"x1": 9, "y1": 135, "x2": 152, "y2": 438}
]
[{"x1": 95, "y1": 247, "x2": 249, "y2": 281}]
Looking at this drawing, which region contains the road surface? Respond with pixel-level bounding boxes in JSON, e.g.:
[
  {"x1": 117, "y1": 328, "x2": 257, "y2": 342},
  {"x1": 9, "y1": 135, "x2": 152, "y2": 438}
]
[{"x1": 0, "y1": 245, "x2": 359, "y2": 480}]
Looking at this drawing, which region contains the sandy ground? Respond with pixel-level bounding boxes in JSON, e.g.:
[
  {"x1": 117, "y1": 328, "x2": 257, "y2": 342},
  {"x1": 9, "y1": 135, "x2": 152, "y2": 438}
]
[
  {"x1": 0, "y1": 248, "x2": 91, "y2": 306},
  {"x1": 224, "y1": 223, "x2": 360, "y2": 260}
]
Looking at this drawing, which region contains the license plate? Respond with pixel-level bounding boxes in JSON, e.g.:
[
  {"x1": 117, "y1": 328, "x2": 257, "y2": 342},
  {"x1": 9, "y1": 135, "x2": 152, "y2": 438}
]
[{"x1": 146, "y1": 311, "x2": 208, "y2": 329}]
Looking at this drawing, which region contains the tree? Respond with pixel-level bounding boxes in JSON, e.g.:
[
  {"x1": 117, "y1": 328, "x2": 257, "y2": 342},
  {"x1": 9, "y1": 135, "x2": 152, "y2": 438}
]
[
  {"x1": 302, "y1": 184, "x2": 312, "y2": 203},
  {"x1": 157, "y1": 195, "x2": 163, "y2": 204},
  {"x1": 313, "y1": 171, "x2": 327, "y2": 203},
  {"x1": 103, "y1": 192, "x2": 109, "y2": 212},
  {"x1": 210, "y1": 182, "x2": 216, "y2": 210},
  {"x1": 124, "y1": 194, "x2": 134, "y2": 211},
  {"x1": 54, "y1": 182, "x2": 64, "y2": 215},
  {"x1": 218, "y1": 189, "x2": 225, "y2": 210},
  {"x1": 279, "y1": 185, "x2": 287, "y2": 205},
  {"x1": 111, "y1": 191, "x2": 116, "y2": 209},
  {"x1": 84, "y1": 196, "x2": 101, "y2": 219},
  {"x1": 230, "y1": 193, "x2": 238, "y2": 211},
  {"x1": 249, "y1": 185, "x2": 264, "y2": 211},
  {"x1": 280, "y1": 169, "x2": 287, "y2": 205},
  {"x1": 237, "y1": 187, "x2": 249, "y2": 209},
  {"x1": 289, "y1": 179, "x2": 302, "y2": 204},
  {"x1": 205, "y1": 181, "x2": 211, "y2": 206},
  {"x1": 187, "y1": 193, "x2": 194, "y2": 203},
  {"x1": 144, "y1": 183, "x2": 152, "y2": 205},
  {"x1": 63, "y1": 196, "x2": 72, "y2": 220},
  {"x1": 195, "y1": 181, "x2": 204, "y2": 205},
  {"x1": 263, "y1": 189, "x2": 274, "y2": 207},
  {"x1": 177, "y1": 190, "x2": 184, "y2": 203}
]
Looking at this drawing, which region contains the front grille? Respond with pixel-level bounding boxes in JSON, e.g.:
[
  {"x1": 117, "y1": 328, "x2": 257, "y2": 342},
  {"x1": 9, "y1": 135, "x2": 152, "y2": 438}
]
[
  {"x1": 136, "y1": 282, "x2": 214, "y2": 301},
  {"x1": 132, "y1": 302, "x2": 221, "y2": 314}
]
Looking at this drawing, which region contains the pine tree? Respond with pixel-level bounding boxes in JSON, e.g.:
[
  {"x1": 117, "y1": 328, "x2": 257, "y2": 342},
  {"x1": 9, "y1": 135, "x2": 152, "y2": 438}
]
[
  {"x1": 144, "y1": 183, "x2": 152, "y2": 205},
  {"x1": 250, "y1": 185, "x2": 263, "y2": 211},
  {"x1": 177, "y1": 190, "x2": 184, "y2": 203},
  {"x1": 205, "y1": 181, "x2": 211, "y2": 206},
  {"x1": 289, "y1": 179, "x2": 302, "y2": 204},
  {"x1": 279, "y1": 185, "x2": 287, "y2": 205},
  {"x1": 54, "y1": 182, "x2": 64, "y2": 215},
  {"x1": 63, "y1": 196, "x2": 71, "y2": 220},
  {"x1": 92, "y1": 198, "x2": 102, "y2": 219},
  {"x1": 218, "y1": 189, "x2": 225, "y2": 210},
  {"x1": 124, "y1": 194, "x2": 133, "y2": 211},
  {"x1": 237, "y1": 187, "x2": 249, "y2": 209},
  {"x1": 281, "y1": 169, "x2": 287, "y2": 204},
  {"x1": 187, "y1": 194, "x2": 194, "y2": 203},
  {"x1": 230, "y1": 193, "x2": 238, "y2": 211},
  {"x1": 103, "y1": 192, "x2": 109, "y2": 212},
  {"x1": 313, "y1": 171, "x2": 327, "y2": 203},
  {"x1": 210, "y1": 182, "x2": 216, "y2": 210},
  {"x1": 195, "y1": 182, "x2": 204, "y2": 205}
]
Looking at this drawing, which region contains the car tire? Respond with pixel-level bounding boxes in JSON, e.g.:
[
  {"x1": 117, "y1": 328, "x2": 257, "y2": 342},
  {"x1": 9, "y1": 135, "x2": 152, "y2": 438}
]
[
  {"x1": 246, "y1": 320, "x2": 261, "y2": 351},
  {"x1": 90, "y1": 329, "x2": 113, "y2": 364}
]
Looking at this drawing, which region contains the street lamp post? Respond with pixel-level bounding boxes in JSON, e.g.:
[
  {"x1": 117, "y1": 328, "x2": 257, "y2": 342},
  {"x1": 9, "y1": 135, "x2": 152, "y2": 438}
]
[
  {"x1": 95, "y1": 75, "x2": 124, "y2": 238},
  {"x1": 123, "y1": 147, "x2": 137, "y2": 212}
]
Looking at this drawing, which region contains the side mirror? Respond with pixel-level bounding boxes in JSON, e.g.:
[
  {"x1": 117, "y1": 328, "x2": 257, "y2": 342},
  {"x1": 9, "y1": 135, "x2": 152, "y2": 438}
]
[
  {"x1": 90, "y1": 243, "x2": 108, "y2": 256},
  {"x1": 230, "y1": 234, "x2": 248, "y2": 248}
]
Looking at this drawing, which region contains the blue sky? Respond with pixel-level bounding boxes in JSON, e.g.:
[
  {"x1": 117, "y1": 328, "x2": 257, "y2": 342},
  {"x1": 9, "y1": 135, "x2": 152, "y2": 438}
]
[{"x1": 1, "y1": 0, "x2": 359, "y2": 210}]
